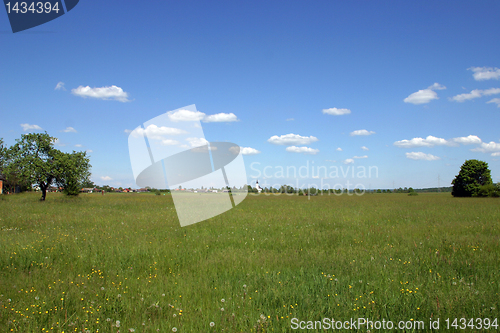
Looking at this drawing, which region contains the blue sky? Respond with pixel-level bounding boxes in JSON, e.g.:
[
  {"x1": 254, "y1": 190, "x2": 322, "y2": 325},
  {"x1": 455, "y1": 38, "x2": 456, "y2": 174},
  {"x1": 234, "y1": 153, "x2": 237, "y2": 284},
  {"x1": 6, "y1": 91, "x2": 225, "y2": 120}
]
[{"x1": 1, "y1": 0, "x2": 499, "y2": 190}]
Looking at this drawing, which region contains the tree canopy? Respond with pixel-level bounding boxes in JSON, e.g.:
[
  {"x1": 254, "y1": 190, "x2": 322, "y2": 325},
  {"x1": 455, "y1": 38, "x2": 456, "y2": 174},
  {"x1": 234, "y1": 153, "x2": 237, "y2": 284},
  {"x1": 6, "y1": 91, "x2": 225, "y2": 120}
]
[
  {"x1": 451, "y1": 159, "x2": 492, "y2": 197},
  {"x1": 1, "y1": 132, "x2": 91, "y2": 200}
]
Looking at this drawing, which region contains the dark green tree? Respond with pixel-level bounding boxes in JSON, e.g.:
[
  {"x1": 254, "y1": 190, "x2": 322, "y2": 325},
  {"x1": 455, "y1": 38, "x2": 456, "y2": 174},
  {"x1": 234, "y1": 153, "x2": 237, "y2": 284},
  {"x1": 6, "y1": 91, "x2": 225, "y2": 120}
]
[
  {"x1": 0, "y1": 138, "x2": 6, "y2": 174},
  {"x1": 452, "y1": 159, "x2": 492, "y2": 197},
  {"x1": 55, "y1": 151, "x2": 91, "y2": 196},
  {"x1": 5, "y1": 133, "x2": 92, "y2": 200}
]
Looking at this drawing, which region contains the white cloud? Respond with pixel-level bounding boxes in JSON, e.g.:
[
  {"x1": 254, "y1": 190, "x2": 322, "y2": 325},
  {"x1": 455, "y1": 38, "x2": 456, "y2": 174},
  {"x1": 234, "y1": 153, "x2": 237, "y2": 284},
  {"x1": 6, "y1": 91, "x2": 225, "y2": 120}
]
[
  {"x1": 285, "y1": 146, "x2": 319, "y2": 154},
  {"x1": 55, "y1": 82, "x2": 65, "y2": 90},
  {"x1": 350, "y1": 129, "x2": 375, "y2": 136},
  {"x1": 492, "y1": 152, "x2": 500, "y2": 157},
  {"x1": 61, "y1": 126, "x2": 77, "y2": 133},
  {"x1": 452, "y1": 135, "x2": 482, "y2": 145},
  {"x1": 353, "y1": 155, "x2": 368, "y2": 159},
  {"x1": 450, "y1": 89, "x2": 482, "y2": 102},
  {"x1": 471, "y1": 141, "x2": 500, "y2": 153},
  {"x1": 404, "y1": 83, "x2": 446, "y2": 104},
  {"x1": 450, "y1": 88, "x2": 500, "y2": 102},
  {"x1": 468, "y1": 67, "x2": 500, "y2": 81},
  {"x1": 75, "y1": 144, "x2": 83, "y2": 147},
  {"x1": 21, "y1": 123, "x2": 42, "y2": 131},
  {"x1": 86, "y1": 149, "x2": 93, "y2": 153},
  {"x1": 405, "y1": 152, "x2": 440, "y2": 160},
  {"x1": 203, "y1": 113, "x2": 239, "y2": 123},
  {"x1": 428, "y1": 83, "x2": 447, "y2": 90},
  {"x1": 186, "y1": 137, "x2": 209, "y2": 148},
  {"x1": 405, "y1": 89, "x2": 438, "y2": 104},
  {"x1": 394, "y1": 135, "x2": 451, "y2": 148},
  {"x1": 71, "y1": 85, "x2": 130, "y2": 102},
  {"x1": 268, "y1": 133, "x2": 319, "y2": 145},
  {"x1": 101, "y1": 176, "x2": 112, "y2": 181},
  {"x1": 167, "y1": 109, "x2": 240, "y2": 123},
  {"x1": 130, "y1": 124, "x2": 187, "y2": 140},
  {"x1": 361, "y1": 146, "x2": 369, "y2": 151},
  {"x1": 396, "y1": 135, "x2": 484, "y2": 148},
  {"x1": 343, "y1": 159, "x2": 354, "y2": 164},
  {"x1": 487, "y1": 98, "x2": 500, "y2": 107},
  {"x1": 160, "y1": 139, "x2": 180, "y2": 146},
  {"x1": 240, "y1": 147, "x2": 261, "y2": 155},
  {"x1": 322, "y1": 107, "x2": 351, "y2": 116},
  {"x1": 483, "y1": 88, "x2": 500, "y2": 96},
  {"x1": 336, "y1": 147, "x2": 343, "y2": 151},
  {"x1": 286, "y1": 118, "x2": 294, "y2": 121},
  {"x1": 167, "y1": 109, "x2": 206, "y2": 122}
]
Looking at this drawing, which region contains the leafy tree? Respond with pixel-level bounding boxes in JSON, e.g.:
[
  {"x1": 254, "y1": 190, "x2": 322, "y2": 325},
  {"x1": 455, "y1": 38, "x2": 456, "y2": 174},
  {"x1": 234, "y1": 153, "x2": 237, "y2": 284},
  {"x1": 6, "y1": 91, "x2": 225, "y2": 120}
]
[
  {"x1": 4, "y1": 133, "x2": 92, "y2": 201},
  {"x1": 452, "y1": 160, "x2": 492, "y2": 197},
  {"x1": 408, "y1": 187, "x2": 418, "y2": 196},
  {"x1": 0, "y1": 138, "x2": 6, "y2": 174},
  {"x1": 81, "y1": 180, "x2": 95, "y2": 188},
  {"x1": 55, "y1": 151, "x2": 91, "y2": 196}
]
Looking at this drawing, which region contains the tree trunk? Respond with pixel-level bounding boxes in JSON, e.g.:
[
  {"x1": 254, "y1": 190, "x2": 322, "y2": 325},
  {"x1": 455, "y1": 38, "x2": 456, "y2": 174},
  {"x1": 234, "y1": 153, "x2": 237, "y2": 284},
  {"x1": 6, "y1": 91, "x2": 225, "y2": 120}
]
[{"x1": 40, "y1": 183, "x2": 47, "y2": 201}]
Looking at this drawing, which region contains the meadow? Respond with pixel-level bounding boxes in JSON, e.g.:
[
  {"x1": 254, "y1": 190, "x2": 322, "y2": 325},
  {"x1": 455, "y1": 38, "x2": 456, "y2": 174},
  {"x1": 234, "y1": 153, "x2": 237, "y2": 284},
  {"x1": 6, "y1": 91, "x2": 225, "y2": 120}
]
[{"x1": 0, "y1": 192, "x2": 498, "y2": 332}]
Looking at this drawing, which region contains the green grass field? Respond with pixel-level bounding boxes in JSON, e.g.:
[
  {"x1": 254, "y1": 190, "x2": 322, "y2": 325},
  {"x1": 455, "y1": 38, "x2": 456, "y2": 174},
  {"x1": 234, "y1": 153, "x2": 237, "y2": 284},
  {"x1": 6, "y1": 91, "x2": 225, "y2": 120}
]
[{"x1": 0, "y1": 192, "x2": 498, "y2": 332}]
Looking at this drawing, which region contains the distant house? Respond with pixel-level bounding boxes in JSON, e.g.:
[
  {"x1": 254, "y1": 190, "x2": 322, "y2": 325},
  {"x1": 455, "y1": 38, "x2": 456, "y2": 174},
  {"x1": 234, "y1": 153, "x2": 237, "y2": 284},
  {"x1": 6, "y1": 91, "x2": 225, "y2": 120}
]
[{"x1": 81, "y1": 188, "x2": 94, "y2": 193}]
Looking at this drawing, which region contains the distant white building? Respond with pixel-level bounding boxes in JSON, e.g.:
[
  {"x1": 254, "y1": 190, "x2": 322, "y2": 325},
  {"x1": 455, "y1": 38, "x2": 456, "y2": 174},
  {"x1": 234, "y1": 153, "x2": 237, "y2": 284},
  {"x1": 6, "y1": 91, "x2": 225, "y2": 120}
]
[{"x1": 256, "y1": 180, "x2": 262, "y2": 193}]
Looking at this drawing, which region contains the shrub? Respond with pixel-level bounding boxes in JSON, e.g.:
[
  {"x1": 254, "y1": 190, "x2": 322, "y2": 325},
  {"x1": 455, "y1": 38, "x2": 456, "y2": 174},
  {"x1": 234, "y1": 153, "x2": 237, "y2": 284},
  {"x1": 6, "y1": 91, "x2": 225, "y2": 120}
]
[{"x1": 475, "y1": 184, "x2": 500, "y2": 197}]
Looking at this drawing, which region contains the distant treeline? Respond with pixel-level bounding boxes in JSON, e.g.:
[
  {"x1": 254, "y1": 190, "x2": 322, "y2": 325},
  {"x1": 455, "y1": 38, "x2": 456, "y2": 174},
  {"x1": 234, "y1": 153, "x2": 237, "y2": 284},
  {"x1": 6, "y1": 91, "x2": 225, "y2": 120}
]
[{"x1": 246, "y1": 185, "x2": 453, "y2": 194}]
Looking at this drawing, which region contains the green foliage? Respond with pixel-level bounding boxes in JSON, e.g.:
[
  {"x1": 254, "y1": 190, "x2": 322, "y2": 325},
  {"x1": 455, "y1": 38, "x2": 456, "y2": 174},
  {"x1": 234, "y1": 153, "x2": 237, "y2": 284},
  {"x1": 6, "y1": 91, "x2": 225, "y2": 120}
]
[
  {"x1": 0, "y1": 138, "x2": 7, "y2": 174},
  {"x1": 475, "y1": 183, "x2": 500, "y2": 197},
  {"x1": 55, "y1": 151, "x2": 91, "y2": 196},
  {"x1": 452, "y1": 160, "x2": 493, "y2": 197},
  {"x1": 3, "y1": 133, "x2": 92, "y2": 200}
]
